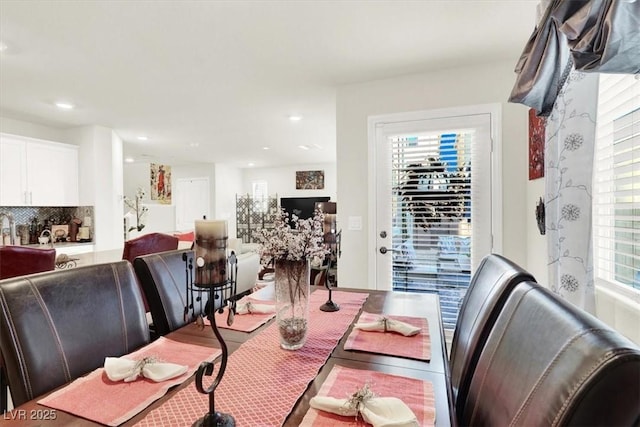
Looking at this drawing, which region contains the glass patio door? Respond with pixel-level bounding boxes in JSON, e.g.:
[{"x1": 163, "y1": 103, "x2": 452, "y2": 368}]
[{"x1": 374, "y1": 110, "x2": 494, "y2": 328}]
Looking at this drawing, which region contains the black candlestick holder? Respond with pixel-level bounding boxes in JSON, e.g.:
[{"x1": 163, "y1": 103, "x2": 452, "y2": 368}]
[
  {"x1": 184, "y1": 252, "x2": 238, "y2": 427},
  {"x1": 319, "y1": 268, "x2": 339, "y2": 312},
  {"x1": 319, "y1": 228, "x2": 340, "y2": 312}
]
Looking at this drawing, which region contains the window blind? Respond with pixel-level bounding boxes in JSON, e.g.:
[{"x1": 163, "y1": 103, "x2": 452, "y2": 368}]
[
  {"x1": 594, "y1": 74, "x2": 640, "y2": 290},
  {"x1": 391, "y1": 131, "x2": 473, "y2": 328}
]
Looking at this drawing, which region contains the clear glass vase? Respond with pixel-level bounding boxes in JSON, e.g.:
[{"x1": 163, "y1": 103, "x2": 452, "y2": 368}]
[{"x1": 274, "y1": 259, "x2": 310, "y2": 350}]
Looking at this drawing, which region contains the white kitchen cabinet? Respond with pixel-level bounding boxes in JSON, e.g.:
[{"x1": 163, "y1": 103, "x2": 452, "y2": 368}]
[
  {"x1": 0, "y1": 136, "x2": 28, "y2": 205},
  {"x1": 0, "y1": 133, "x2": 79, "y2": 206}
]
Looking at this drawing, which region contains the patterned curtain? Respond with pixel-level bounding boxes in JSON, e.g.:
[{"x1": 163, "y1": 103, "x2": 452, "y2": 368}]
[{"x1": 545, "y1": 69, "x2": 598, "y2": 313}]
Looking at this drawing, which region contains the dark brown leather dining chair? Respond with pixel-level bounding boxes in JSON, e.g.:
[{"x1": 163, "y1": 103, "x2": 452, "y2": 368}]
[
  {"x1": 133, "y1": 249, "x2": 239, "y2": 337},
  {"x1": 122, "y1": 232, "x2": 180, "y2": 263},
  {"x1": 0, "y1": 261, "x2": 150, "y2": 409},
  {"x1": 122, "y1": 232, "x2": 179, "y2": 311},
  {"x1": 448, "y1": 253, "x2": 535, "y2": 420},
  {"x1": 0, "y1": 245, "x2": 57, "y2": 412},
  {"x1": 0, "y1": 245, "x2": 56, "y2": 279},
  {"x1": 133, "y1": 249, "x2": 200, "y2": 336},
  {"x1": 459, "y1": 281, "x2": 640, "y2": 426}
]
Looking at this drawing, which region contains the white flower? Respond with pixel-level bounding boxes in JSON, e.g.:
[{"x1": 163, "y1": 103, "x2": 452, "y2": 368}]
[{"x1": 259, "y1": 208, "x2": 329, "y2": 266}]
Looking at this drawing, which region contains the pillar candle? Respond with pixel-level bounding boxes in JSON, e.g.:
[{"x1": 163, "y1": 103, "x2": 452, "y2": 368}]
[{"x1": 194, "y1": 220, "x2": 228, "y2": 286}]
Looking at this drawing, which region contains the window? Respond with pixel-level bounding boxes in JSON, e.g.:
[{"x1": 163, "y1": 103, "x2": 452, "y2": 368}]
[
  {"x1": 594, "y1": 74, "x2": 640, "y2": 293},
  {"x1": 252, "y1": 180, "x2": 268, "y2": 213}
]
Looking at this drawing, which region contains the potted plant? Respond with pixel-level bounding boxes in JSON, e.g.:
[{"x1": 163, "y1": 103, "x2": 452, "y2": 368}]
[{"x1": 124, "y1": 188, "x2": 149, "y2": 235}]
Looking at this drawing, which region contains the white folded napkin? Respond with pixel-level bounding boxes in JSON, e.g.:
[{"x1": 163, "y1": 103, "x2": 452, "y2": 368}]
[
  {"x1": 235, "y1": 300, "x2": 275, "y2": 315},
  {"x1": 104, "y1": 356, "x2": 188, "y2": 382},
  {"x1": 310, "y1": 395, "x2": 419, "y2": 427},
  {"x1": 354, "y1": 316, "x2": 421, "y2": 337}
]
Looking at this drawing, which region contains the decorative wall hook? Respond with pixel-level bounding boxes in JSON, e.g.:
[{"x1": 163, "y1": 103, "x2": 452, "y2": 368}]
[{"x1": 536, "y1": 197, "x2": 545, "y2": 235}]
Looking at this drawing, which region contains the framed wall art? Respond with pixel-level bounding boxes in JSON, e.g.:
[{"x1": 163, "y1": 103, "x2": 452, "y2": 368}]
[
  {"x1": 296, "y1": 170, "x2": 325, "y2": 190},
  {"x1": 150, "y1": 163, "x2": 172, "y2": 203},
  {"x1": 528, "y1": 108, "x2": 545, "y2": 180}
]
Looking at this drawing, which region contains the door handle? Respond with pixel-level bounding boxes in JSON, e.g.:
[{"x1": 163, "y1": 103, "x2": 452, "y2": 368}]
[{"x1": 379, "y1": 246, "x2": 397, "y2": 254}]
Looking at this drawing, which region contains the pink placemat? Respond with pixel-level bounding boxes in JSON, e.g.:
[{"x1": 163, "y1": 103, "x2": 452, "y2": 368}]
[
  {"x1": 300, "y1": 365, "x2": 436, "y2": 426},
  {"x1": 205, "y1": 299, "x2": 276, "y2": 332},
  {"x1": 135, "y1": 290, "x2": 369, "y2": 426},
  {"x1": 38, "y1": 337, "x2": 219, "y2": 426},
  {"x1": 344, "y1": 312, "x2": 431, "y2": 361}
]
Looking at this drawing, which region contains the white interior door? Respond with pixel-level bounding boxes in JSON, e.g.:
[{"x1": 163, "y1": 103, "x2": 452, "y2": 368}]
[
  {"x1": 372, "y1": 107, "x2": 498, "y2": 303},
  {"x1": 175, "y1": 177, "x2": 210, "y2": 231}
]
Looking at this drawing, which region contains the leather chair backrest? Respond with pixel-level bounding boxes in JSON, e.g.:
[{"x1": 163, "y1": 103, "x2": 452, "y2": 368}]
[
  {"x1": 122, "y1": 232, "x2": 179, "y2": 263},
  {"x1": 459, "y1": 281, "x2": 640, "y2": 426},
  {"x1": 0, "y1": 261, "x2": 149, "y2": 407},
  {"x1": 133, "y1": 249, "x2": 198, "y2": 336},
  {"x1": 133, "y1": 249, "x2": 239, "y2": 337},
  {"x1": 0, "y1": 246, "x2": 56, "y2": 279},
  {"x1": 449, "y1": 253, "x2": 535, "y2": 418},
  {"x1": 0, "y1": 245, "x2": 57, "y2": 410},
  {"x1": 122, "y1": 232, "x2": 179, "y2": 311}
]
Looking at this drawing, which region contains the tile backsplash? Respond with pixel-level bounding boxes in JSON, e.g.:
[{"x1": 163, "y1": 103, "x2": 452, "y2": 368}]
[{"x1": 0, "y1": 206, "x2": 94, "y2": 244}]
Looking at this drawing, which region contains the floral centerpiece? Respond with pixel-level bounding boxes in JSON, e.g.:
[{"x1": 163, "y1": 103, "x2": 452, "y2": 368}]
[{"x1": 259, "y1": 208, "x2": 328, "y2": 350}]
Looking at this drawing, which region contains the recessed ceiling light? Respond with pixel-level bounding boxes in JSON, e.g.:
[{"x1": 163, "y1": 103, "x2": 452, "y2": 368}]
[
  {"x1": 137, "y1": 136, "x2": 148, "y2": 141},
  {"x1": 298, "y1": 145, "x2": 310, "y2": 150},
  {"x1": 262, "y1": 146, "x2": 270, "y2": 150},
  {"x1": 55, "y1": 102, "x2": 74, "y2": 110},
  {"x1": 289, "y1": 115, "x2": 302, "y2": 122},
  {"x1": 124, "y1": 157, "x2": 134, "y2": 163},
  {"x1": 0, "y1": 42, "x2": 8, "y2": 52},
  {"x1": 248, "y1": 162, "x2": 255, "y2": 167},
  {"x1": 189, "y1": 142, "x2": 200, "y2": 147}
]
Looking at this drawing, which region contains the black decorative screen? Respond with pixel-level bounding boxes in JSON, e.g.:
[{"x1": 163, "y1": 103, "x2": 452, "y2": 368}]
[{"x1": 235, "y1": 194, "x2": 278, "y2": 243}]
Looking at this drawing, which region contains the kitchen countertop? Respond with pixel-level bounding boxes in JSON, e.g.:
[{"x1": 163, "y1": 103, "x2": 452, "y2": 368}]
[
  {"x1": 53, "y1": 247, "x2": 122, "y2": 269},
  {"x1": 19, "y1": 242, "x2": 96, "y2": 257},
  {"x1": 22, "y1": 242, "x2": 94, "y2": 250}
]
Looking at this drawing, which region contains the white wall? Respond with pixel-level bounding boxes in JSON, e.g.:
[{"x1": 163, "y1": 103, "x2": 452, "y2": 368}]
[
  {"x1": 171, "y1": 163, "x2": 216, "y2": 221},
  {"x1": 123, "y1": 162, "x2": 245, "y2": 237},
  {"x1": 526, "y1": 178, "x2": 547, "y2": 282},
  {"x1": 123, "y1": 162, "x2": 214, "y2": 233},
  {"x1": 124, "y1": 161, "x2": 335, "y2": 240},
  {"x1": 214, "y1": 163, "x2": 243, "y2": 238},
  {"x1": 0, "y1": 116, "x2": 73, "y2": 144},
  {"x1": 67, "y1": 125, "x2": 124, "y2": 251},
  {"x1": 336, "y1": 60, "x2": 530, "y2": 289},
  {"x1": 121, "y1": 163, "x2": 172, "y2": 237},
  {"x1": 123, "y1": 163, "x2": 152, "y2": 206},
  {"x1": 241, "y1": 162, "x2": 337, "y2": 201}
]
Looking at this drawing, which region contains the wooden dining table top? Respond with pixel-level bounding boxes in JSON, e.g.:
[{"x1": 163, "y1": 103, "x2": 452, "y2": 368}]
[{"x1": 2, "y1": 288, "x2": 455, "y2": 427}]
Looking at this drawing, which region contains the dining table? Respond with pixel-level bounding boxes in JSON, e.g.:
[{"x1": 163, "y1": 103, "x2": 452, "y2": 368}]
[{"x1": 2, "y1": 287, "x2": 456, "y2": 427}]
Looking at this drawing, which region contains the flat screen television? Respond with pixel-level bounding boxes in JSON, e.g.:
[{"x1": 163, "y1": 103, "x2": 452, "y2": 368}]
[{"x1": 280, "y1": 196, "x2": 330, "y2": 223}]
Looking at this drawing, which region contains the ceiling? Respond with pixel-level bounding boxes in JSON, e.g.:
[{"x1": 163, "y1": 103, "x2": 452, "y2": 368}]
[{"x1": 0, "y1": 0, "x2": 538, "y2": 168}]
